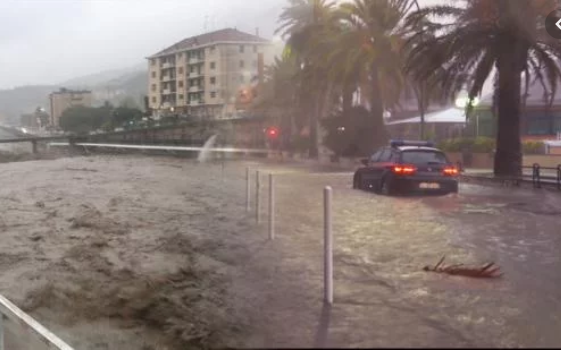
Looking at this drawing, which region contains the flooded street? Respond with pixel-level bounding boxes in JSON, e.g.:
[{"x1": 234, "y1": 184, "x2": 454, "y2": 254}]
[
  {"x1": 0, "y1": 155, "x2": 559, "y2": 348},
  {"x1": 233, "y1": 161, "x2": 561, "y2": 348}
]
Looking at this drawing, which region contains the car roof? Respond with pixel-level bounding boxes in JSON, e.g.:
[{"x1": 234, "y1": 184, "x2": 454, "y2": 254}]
[{"x1": 395, "y1": 146, "x2": 442, "y2": 152}]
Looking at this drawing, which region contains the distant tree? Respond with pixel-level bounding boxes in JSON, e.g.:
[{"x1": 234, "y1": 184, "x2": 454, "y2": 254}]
[
  {"x1": 59, "y1": 106, "x2": 108, "y2": 134},
  {"x1": 112, "y1": 106, "x2": 143, "y2": 128},
  {"x1": 119, "y1": 96, "x2": 141, "y2": 109}
]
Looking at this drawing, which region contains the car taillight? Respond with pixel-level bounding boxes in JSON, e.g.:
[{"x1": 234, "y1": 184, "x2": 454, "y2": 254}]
[
  {"x1": 443, "y1": 166, "x2": 459, "y2": 176},
  {"x1": 392, "y1": 165, "x2": 416, "y2": 175}
]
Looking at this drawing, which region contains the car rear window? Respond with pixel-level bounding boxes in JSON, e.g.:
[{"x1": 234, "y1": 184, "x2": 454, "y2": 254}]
[{"x1": 401, "y1": 150, "x2": 448, "y2": 164}]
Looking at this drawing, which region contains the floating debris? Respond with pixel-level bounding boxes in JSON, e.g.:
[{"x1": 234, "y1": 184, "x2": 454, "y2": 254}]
[{"x1": 423, "y1": 256, "x2": 503, "y2": 278}]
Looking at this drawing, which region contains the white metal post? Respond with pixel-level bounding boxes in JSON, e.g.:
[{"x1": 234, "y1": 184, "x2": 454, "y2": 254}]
[
  {"x1": 324, "y1": 186, "x2": 333, "y2": 305},
  {"x1": 269, "y1": 173, "x2": 275, "y2": 240},
  {"x1": 246, "y1": 167, "x2": 251, "y2": 212},
  {"x1": 0, "y1": 314, "x2": 4, "y2": 350},
  {"x1": 256, "y1": 170, "x2": 261, "y2": 223},
  {"x1": 221, "y1": 158, "x2": 225, "y2": 182}
]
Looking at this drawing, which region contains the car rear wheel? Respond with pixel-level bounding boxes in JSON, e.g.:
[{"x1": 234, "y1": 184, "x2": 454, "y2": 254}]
[
  {"x1": 380, "y1": 177, "x2": 393, "y2": 196},
  {"x1": 353, "y1": 173, "x2": 361, "y2": 190}
]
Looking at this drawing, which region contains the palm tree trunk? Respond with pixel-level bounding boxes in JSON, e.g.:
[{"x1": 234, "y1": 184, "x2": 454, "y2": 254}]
[
  {"x1": 342, "y1": 82, "x2": 354, "y2": 116},
  {"x1": 309, "y1": 110, "x2": 319, "y2": 158},
  {"x1": 414, "y1": 85, "x2": 426, "y2": 140},
  {"x1": 494, "y1": 54, "x2": 523, "y2": 176},
  {"x1": 366, "y1": 65, "x2": 389, "y2": 153}
]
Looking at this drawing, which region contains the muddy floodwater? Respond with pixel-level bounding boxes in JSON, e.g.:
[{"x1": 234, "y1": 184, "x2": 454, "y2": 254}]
[{"x1": 0, "y1": 154, "x2": 560, "y2": 348}]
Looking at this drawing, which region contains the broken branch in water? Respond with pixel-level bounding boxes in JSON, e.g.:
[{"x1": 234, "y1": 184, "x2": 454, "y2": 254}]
[{"x1": 423, "y1": 256, "x2": 503, "y2": 278}]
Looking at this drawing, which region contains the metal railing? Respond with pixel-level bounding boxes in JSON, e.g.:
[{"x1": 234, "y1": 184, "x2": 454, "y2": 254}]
[
  {"x1": 0, "y1": 294, "x2": 73, "y2": 349},
  {"x1": 457, "y1": 161, "x2": 561, "y2": 190},
  {"x1": 528, "y1": 163, "x2": 561, "y2": 190}
]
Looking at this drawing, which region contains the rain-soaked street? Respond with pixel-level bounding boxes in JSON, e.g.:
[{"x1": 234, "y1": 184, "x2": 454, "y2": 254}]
[
  {"x1": 0, "y1": 155, "x2": 559, "y2": 348},
  {"x1": 227, "y1": 159, "x2": 561, "y2": 348}
]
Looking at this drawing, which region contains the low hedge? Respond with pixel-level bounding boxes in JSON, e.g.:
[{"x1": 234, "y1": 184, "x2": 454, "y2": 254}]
[{"x1": 437, "y1": 137, "x2": 545, "y2": 155}]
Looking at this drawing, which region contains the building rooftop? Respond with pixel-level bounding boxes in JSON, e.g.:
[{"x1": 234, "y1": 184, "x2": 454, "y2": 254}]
[
  {"x1": 50, "y1": 87, "x2": 92, "y2": 95},
  {"x1": 149, "y1": 28, "x2": 269, "y2": 58}
]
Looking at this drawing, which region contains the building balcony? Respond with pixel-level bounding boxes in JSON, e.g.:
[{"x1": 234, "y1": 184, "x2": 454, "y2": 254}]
[
  {"x1": 189, "y1": 100, "x2": 205, "y2": 106},
  {"x1": 188, "y1": 56, "x2": 205, "y2": 64},
  {"x1": 161, "y1": 102, "x2": 176, "y2": 109},
  {"x1": 189, "y1": 85, "x2": 204, "y2": 92},
  {"x1": 162, "y1": 62, "x2": 176, "y2": 69},
  {"x1": 188, "y1": 71, "x2": 204, "y2": 78},
  {"x1": 161, "y1": 89, "x2": 177, "y2": 95},
  {"x1": 161, "y1": 75, "x2": 176, "y2": 82}
]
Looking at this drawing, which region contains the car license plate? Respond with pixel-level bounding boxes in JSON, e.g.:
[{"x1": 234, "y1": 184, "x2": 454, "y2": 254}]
[{"x1": 419, "y1": 182, "x2": 440, "y2": 189}]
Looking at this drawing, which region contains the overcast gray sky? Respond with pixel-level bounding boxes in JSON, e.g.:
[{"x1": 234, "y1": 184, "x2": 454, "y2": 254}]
[
  {"x1": 0, "y1": 0, "x2": 286, "y2": 89},
  {"x1": 0, "y1": 0, "x2": 447, "y2": 90}
]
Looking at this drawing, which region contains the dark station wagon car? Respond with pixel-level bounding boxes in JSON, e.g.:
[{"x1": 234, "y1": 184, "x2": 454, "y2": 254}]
[{"x1": 353, "y1": 140, "x2": 460, "y2": 195}]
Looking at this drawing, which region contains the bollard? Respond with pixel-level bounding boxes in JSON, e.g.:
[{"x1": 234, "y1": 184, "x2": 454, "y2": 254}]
[
  {"x1": 246, "y1": 167, "x2": 251, "y2": 212},
  {"x1": 324, "y1": 186, "x2": 333, "y2": 305},
  {"x1": 256, "y1": 170, "x2": 261, "y2": 223},
  {"x1": 0, "y1": 314, "x2": 4, "y2": 350},
  {"x1": 269, "y1": 174, "x2": 275, "y2": 240},
  {"x1": 221, "y1": 159, "x2": 225, "y2": 182}
]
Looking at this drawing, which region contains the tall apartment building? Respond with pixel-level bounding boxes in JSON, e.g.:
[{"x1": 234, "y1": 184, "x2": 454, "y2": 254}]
[
  {"x1": 146, "y1": 28, "x2": 274, "y2": 119},
  {"x1": 49, "y1": 88, "x2": 93, "y2": 127}
]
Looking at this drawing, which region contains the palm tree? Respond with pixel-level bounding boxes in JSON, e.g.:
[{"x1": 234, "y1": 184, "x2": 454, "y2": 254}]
[
  {"x1": 251, "y1": 56, "x2": 304, "y2": 137},
  {"x1": 320, "y1": 0, "x2": 414, "y2": 154},
  {"x1": 405, "y1": 0, "x2": 561, "y2": 176},
  {"x1": 276, "y1": 0, "x2": 337, "y2": 158}
]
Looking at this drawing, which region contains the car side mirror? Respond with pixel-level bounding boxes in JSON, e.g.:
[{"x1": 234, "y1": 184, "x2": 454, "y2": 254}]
[{"x1": 360, "y1": 158, "x2": 369, "y2": 166}]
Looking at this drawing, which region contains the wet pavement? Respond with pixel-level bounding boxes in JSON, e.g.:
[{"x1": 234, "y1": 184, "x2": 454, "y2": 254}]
[{"x1": 225, "y1": 160, "x2": 561, "y2": 348}]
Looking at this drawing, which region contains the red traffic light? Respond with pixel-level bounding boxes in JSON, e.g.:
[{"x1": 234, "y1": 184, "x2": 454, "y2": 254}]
[{"x1": 266, "y1": 127, "x2": 279, "y2": 139}]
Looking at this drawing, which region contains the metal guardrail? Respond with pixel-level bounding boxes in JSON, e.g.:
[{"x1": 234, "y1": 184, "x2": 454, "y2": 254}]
[
  {"x1": 0, "y1": 294, "x2": 73, "y2": 349},
  {"x1": 49, "y1": 142, "x2": 271, "y2": 154}
]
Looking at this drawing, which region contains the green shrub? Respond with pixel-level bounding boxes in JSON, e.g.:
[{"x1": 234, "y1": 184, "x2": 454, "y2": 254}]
[
  {"x1": 439, "y1": 137, "x2": 545, "y2": 155},
  {"x1": 523, "y1": 141, "x2": 545, "y2": 155},
  {"x1": 437, "y1": 137, "x2": 495, "y2": 153}
]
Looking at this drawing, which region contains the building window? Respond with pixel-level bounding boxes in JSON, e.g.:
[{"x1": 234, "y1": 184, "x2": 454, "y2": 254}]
[
  {"x1": 239, "y1": 45, "x2": 244, "y2": 53},
  {"x1": 554, "y1": 117, "x2": 561, "y2": 133},
  {"x1": 152, "y1": 97, "x2": 157, "y2": 103},
  {"x1": 151, "y1": 59, "x2": 156, "y2": 66},
  {"x1": 151, "y1": 84, "x2": 156, "y2": 92},
  {"x1": 151, "y1": 71, "x2": 156, "y2": 78},
  {"x1": 178, "y1": 94, "x2": 184, "y2": 100},
  {"x1": 177, "y1": 53, "x2": 182, "y2": 59},
  {"x1": 211, "y1": 92, "x2": 217, "y2": 98},
  {"x1": 527, "y1": 117, "x2": 551, "y2": 135},
  {"x1": 210, "y1": 62, "x2": 216, "y2": 69},
  {"x1": 178, "y1": 67, "x2": 183, "y2": 74},
  {"x1": 210, "y1": 45, "x2": 216, "y2": 53},
  {"x1": 240, "y1": 60, "x2": 245, "y2": 68},
  {"x1": 210, "y1": 77, "x2": 216, "y2": 84},
  {"x1": 178, "y1": 81, "x2": 184, "y2": 88}
]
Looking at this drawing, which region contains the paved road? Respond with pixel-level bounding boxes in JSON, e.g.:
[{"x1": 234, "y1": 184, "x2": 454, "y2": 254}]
[{"x1": 226, "y1": 160, "x2": 561, "y2": 348}]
